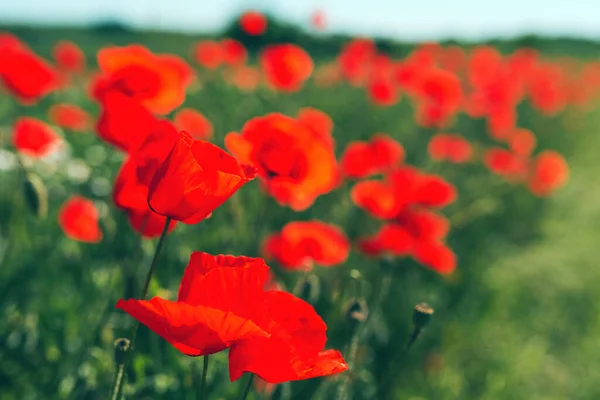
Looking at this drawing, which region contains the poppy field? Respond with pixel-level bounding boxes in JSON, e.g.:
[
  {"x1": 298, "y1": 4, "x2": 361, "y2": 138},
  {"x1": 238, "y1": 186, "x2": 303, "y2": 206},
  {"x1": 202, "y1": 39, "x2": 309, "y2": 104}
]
[{"x1": 2, "y1": 12, "x2": 600, "y2": 400}]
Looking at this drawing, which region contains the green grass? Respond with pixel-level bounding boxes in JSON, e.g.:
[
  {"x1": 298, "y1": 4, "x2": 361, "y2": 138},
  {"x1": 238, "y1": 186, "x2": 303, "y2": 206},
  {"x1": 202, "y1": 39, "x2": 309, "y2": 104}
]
[{"x1": 1, "y1": 23, "x2": 600, "y2": 400}]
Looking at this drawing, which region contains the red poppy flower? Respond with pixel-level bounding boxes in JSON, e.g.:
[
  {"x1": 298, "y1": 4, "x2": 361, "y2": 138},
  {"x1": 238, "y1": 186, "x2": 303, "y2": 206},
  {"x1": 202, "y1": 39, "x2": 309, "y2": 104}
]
[
  {"x1": 263, "y1": 220, "x2": 350, "y2": 270},
  {"x1": 96, "y1": 45, "x2": 194, "y2": 115},
  {"x1": 192, "y1": 40, "x2": 223, "y2": 70},
  {"x1": 483, "y1": 147, "x2": 528, "y2": 182},
  {"x1": 148, "y1": 131, "x2": 258, "y2": 224},
  {"x1": 413, "y1": 68, "x2": 462, "y2": 128},
  {"x1": 508, "y1": 128, "x2": 536, "y2": 157},
  {"x1": 427, "y1": 133, "x2": 473, "y2": 164},
  {"x1": 225, "y1": 113, "x2": 338, "y2": 211},
  {"x1": 13, "y1": 117, "x2": 61, "y2": 158},
  {"x1": 58, "y1": 196, "x2": 103, "y2": 243},
  {"x1": 229, "y1": 290, "x2": 347, "y2": 383},
  {"x1": 113, "y1": 121, "x2": 180, "y2": 237},
  {"x1": 337, "y1": 39, "x2": 377, "y2": 86},
  {"x1": 96, "y1": 91, "x2": 161, "y2": 152},
  {"x1": 221, "y1": 39, "x2": 247, "y2": 67},
  {"x1": 487, "y1": 107, "x2": 517, "y2": 141},
  {"x1": 52, "y1": 40, "x2": 85, "y2": 73},
  {"x1": 528, "y1": 63, "x2": 568, "y2": 115},
  {"x1": 412, "y1": 241, "x2": 456, "y2": 275},
  {"x1": 397, "y1": 208, "x2": 450, "y2": 242},
  {"x1": 351, "y1": 167, "x2": 456, "y2": 219},
  {"x1": 358, "y1": 208, "x2": 449, "y2": 258},
  {"x1": 341, "y1": 133, "x2": 404, "y2": 179},
  {"x1": 174, "y1": 108, "x2": 213, "y2": 140},
  {"x1": 368, "y1": 78, "x2": 400, "y2": 106},
  {"x1": 239, "y1": 11, "x2": 267, "y2": 36},
  {"x1": 0, "y1": 38, "x2": 58, "y2": 103},
  {"x1": 259, "y1": 44, "x2": 313, "y2": 92},
  {"x1": 117, "y1": 252, "x2": 271, "y2": 356},
  {"x1": 48, "y1": 103, "x2": 92, "y2": 132},
  {"x1": 527, "y1": 150, "x2": 569, "y2": 196},
  {"x1": 357, "y1": 224, "x2": 414, "y2": 256},
  {"x1": 296, "y1": 108, "x2": 334, "y2": 150}
]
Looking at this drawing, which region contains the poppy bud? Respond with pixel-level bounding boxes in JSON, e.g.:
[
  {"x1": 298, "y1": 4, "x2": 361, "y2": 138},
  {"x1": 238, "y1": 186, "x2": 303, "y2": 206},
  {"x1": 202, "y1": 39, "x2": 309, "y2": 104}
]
[
  {"x1": 343, "y1": 297, "x2": 369, "y2": 327},
  {"x1": 407, "y1": 302, "x2": 434, "y2": 350},
  {"x1": 294, "y1": 273, "x2": 320, "y2": 304},
  {"x1": 413, "y1": 302, "x2": 434, "y2": 330},
  {"x1": 113, "y1": 338, "x2": 131, "y2": 365},
  {"x1": 22, "y1": 172, "x2": 48, "y2": 219}
]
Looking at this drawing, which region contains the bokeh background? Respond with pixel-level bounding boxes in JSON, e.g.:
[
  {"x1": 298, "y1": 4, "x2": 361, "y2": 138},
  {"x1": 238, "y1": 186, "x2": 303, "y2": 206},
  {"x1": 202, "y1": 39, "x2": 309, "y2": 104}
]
[{"x1": 1, "y1": 1, "x2": 600, "y2": 399}]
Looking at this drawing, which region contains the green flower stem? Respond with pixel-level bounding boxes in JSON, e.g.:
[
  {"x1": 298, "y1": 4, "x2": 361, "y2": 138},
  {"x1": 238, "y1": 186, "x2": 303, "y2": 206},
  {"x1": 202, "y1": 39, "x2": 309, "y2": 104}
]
[
  {"x1": 239, "y1": 373, "x2": 255, "y2": 400},
  {"x1": 109, "y1": 216, "x2": 172, "y2": 400}
]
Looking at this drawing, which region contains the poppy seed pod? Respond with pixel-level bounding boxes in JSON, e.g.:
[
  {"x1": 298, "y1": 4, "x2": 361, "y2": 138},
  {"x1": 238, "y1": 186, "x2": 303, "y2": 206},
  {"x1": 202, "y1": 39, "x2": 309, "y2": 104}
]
[
  {"x1": 413, "y1": 302, "x2": 434, "y2": 330},
  {"x1": 23, "y1": 172, "x2": 48, "y2": 219},
  {"x1": 113, "y1": 338, "x2": 131, "y2": 365},
  {"x1": 294, "y1": 274, "x2": 320, "y2": 304}
]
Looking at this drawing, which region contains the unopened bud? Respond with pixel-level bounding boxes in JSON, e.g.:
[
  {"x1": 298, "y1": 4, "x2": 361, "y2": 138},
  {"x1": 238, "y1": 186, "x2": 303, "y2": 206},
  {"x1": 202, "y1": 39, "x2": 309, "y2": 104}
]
[
  {"x1": 413, "y1": 302, "x2": 434, "y2": 330},
  {"x1": 22, "y1": 172, "x2": 48, "y2": 219},
  {"x1": 406, "y1": 303, "x2": 434, "y2": 350},
  {"x1": 294, "y1": 274, "x2": 320, "y2": 304},
  {"x1": 343, "y1": 297, "x2": 369, "y2": 325},
  {"x1": 114, "y1": 338, "x2": 131, "y2": 365}
]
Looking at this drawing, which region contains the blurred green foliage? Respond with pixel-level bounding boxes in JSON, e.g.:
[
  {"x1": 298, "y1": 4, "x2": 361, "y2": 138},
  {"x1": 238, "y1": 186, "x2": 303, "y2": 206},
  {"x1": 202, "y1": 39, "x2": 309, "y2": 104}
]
[{"x1": 1, "y1": 18, "x2": 600, "y2": 400}]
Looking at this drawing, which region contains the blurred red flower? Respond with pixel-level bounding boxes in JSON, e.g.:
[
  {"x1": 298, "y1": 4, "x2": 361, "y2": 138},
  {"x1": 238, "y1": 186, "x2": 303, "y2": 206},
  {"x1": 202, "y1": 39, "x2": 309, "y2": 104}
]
[
  {"x1": 192, "y1": 40, "x2": 223, "y2": 70},
  {"x1": 351, "y1": 166, "x2": 456, "y2": 219},
  {"x1": 13, "y1": 117, "x2": 61, "y2": 158},
  {"x1": 48, "y1": 103, "x2": 92, "y2": 132},
  {"x1": 337, "y1": 38, "x2": 377, "y2": 86},
  {"x1": 221, "y1": 39, "x2": 247, "y2": 67},
  {"x1": 260, "y1": 44, "x2": 313, "y2": 92},
  {"x1": 358, "y1": 208, "x2": 455, "y2": 274},
  {"x1": 52, "y1": 40, "x2": 85, "y2": 73},
  {"x1": 296, "y1": 107, "x2": 334, "y2": 149},
  {"x1": 58, "y1": 196, "x2": 103, "y2": 243},
  {"x1": 528, "y1": 150, "x2": 569, "y2": 196},
  {"x1": 427, "y1": 133, "x2": 473, "y2": 163},
  {"x1": 412, "y1": 241, "x2": 456, "y2": 275},
  {"x1": 483, "y1": 147, "x2": 528, "y2": 182},
  {"x1": 229, "y1": 290, "x2": 347, "y2": 383},
  {"x1": 96, "y1": 91, "x2": 161, "y2": 152},
  {"x1": 341, "y1": 133, "x2": 404, "y2": 179},
  {"x1": 225, "y1": 113, "x2": 338, "y2": 211},
  {"x1": 117, "y1": 252, "x2": 271, "y2": 356},
  {"x1": 239, "y1": 11, "x2": 267, "y2": 36},
  {"x1": 173, "y1": 108, "x2": 213, "y2": 140},
  {"x1": 148, "y1": 131, "x2": 257, "y2": 224},
  {"x1": 263, "y1": 220, "x2": 350, "y2": 270},
  {"x1": 528, "y1": 62, "x2": 568, "y2": 115},
  {"x1": 95, "y1": 45, "x2": 194, "y2": 115},
  {"x1": 508, "y1": 128, "x2": 536, "y2": 157},
  {"x1": 0, "y1": 36, "x2": 58, "y2": 103},
  {"x1": 413, "y1": 68, "x2": 462, "y2": 128},
  {"x1": 368, "y1": 77, "x2": 400, "y2": 106}
]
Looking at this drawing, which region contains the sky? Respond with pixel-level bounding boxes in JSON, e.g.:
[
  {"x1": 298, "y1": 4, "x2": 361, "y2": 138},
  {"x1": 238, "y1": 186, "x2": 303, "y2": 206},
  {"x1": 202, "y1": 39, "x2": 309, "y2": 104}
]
[{"x1": 0, "y1": 0, "x2": 599, "y2": 41}]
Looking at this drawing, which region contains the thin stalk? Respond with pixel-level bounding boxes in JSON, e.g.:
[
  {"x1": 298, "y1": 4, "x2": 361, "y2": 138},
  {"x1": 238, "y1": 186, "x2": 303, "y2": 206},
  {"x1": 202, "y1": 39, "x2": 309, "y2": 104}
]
[
  {"x1": 201, "y1": 355, "x2": 210, "y2": 400},
  {"x1": 109, "y1": 217, "x2": 172, "y2": 400},
  {"x1": 239, "y1": 373, "x2": 255, "y2": 400}
]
